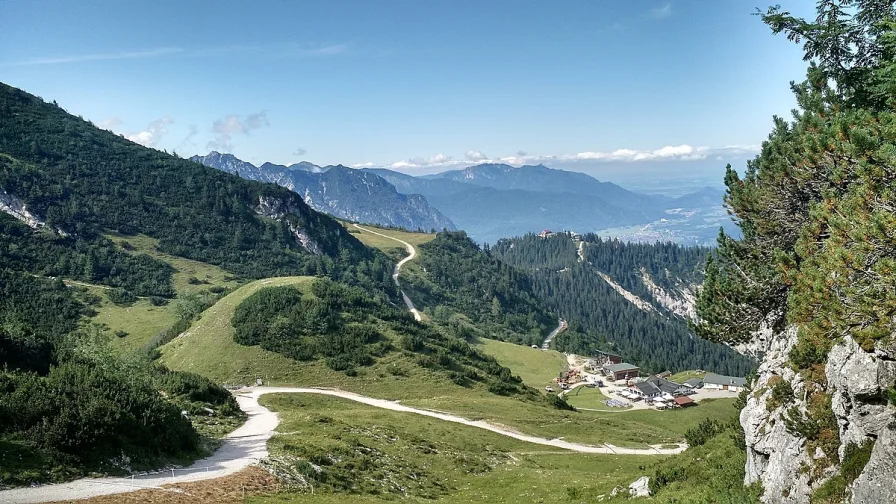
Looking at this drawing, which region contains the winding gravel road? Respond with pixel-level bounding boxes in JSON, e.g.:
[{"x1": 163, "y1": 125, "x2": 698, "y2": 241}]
[
  {"x1": 353, "y1": 223, "x2": 422, "y2": 321},
  {"x1": 541, "y1": 318, "x2": 567, "y2": 350},
  {"x1": 0, "y1": 387, "x2": 686, "y2": 503}
]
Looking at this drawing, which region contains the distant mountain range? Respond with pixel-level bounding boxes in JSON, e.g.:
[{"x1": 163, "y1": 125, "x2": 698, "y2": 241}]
[
  {"x1": 193, "y1": 152, "x2": 728, "y2": 244},
  {"x1": 366, "y1": 164, "x2": 728, "y2": 243},
  {"x1": 191, "y1": 152, "x2": 456, "y2": 231}
]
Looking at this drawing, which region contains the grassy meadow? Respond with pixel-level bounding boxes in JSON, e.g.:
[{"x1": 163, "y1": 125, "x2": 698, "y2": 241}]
[{"x1": 473, "y1": 337, "x2": 567, "y2": 388}]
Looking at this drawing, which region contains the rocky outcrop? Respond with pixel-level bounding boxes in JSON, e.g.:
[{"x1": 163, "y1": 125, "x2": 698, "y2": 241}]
[
  {"x1": 741, "y1": 327, "x2": 817, "y2": 503},
  {"x1": 596, "y1": 271, "x2": 656, "y2": 313},
  {"x1": 851, "y1": 423, "x2": 896, "y2": 503},
  {"x1": 0, "y1": 187, "x2": 69, "y2": 236},
  {"x1": 826, "y1": 338, "x2": 896, "y2": 458},
  {"x1": 254, "y1": 196, "x2": 322, "y2": 255},
  {"x1": 742, "y1": 326, "x2": 896, "y2": 503},
  {"x1": 640, "y1": 268, "x2": 697, "y2": 321},
  {"x1": 0, "y1": 187, "x2": 46, "y2": 229},
  {"x1": 628, "y1": 476, "x2": 650, "y2": 497}
]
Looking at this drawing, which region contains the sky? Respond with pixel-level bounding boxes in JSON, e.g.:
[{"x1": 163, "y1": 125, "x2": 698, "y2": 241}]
[{"x1": 0, "y1": 0, "x2": 815, "y2": 183}]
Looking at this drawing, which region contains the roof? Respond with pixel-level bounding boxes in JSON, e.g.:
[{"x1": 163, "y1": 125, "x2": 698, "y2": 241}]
[
  {"x1": 646, "y1": 376, "x2": 687, "y2": 395},
  {"x1": 605, "y1": 362, "x2": 639, "y2": 373},
  {"x1": 703, "y1": 373, "x2": 747, "y2": 387},
  {"x1": 674, "y1": 396, "x2": 695, "y2": 406},
  {"x1": 634, "y1": 382, "x2": 662, "y2": 396},
  {"x1": 656, "y1": 371, "x2": 672, "y2": 378},
  {"x1": 684, "y1": 378, "x2": 703, "y2": 388},
  {"x1": 596, "y1": 350, "x2": 622, "y2": 358}
]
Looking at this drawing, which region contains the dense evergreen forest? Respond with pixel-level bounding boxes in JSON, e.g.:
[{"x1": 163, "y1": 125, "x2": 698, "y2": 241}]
[
  {"x1": 0, "y1": 83, "x2": 394, "y2": 295},
  {"x1": 0, "y1": 270, "x2": 241, "y2": 485},
  {"x1": 402, "y1": 231, "x2": 557, "y2": 346},
  {"x1": 232, "y1": 279, "x2": 563, "y2": 404},
  {"x1": 492, "y1": 233, "x2": 753, "y2": 375}
]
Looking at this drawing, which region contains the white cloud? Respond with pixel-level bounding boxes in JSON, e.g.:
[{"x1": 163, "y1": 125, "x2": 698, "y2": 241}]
[
  {"x1": 206, "y1": 112, "x2": 269, "y2": 152},
  {"x1": 126, "y1": 117, "x2": 173, "y2": 147},
  {"x1": 99, "y1": 117, "x2": 123, "y2": 130},
  {"x1": 650, "y1": 2, "x2": 672, "y2": 18},
  {"x1": 376, "y1": 144, "x2": 760, "y2": 172},
  {"x1": 351, "y1": 161, "x2": 377, "y2": 168},
  {"x1": 293, "y1": 147, "x2": 307, "y2": 157},
  {"x1": 391, "y1": 153, "x2": 456, "y2": 169}
]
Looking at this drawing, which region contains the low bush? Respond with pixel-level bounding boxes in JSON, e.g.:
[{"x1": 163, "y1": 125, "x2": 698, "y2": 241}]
[
  {"x1": 106, "y1": 288, "x2": 137, "y2": 306},
  {"x1": 685, "y1": 418, "x2": 726, "y2": 447}
]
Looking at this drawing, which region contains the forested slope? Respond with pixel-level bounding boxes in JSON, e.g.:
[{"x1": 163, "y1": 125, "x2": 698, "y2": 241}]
[
  {"x1": 402, "y1": 231, "x2": 557, "y2": 346},
  {"x1": 493, "y1": 233, "x2": 753, "y2": 375}
]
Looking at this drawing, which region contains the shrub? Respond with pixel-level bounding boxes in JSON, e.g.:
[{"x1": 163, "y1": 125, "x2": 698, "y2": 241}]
[
  {"x1": 106, "y1": 288, "x2": 137, "y2": 306},
  {"x1": 767, "y1": 376, "x2": 795, "y2": 410},
  {"x1": 810, "y1": 475, "x2": 847, "y2": 504},
  {"x1": 651, "y1": 465, "x2": 687, "y2": 494},
  {"x1": 685, "y1": 418, "x2": 726, "y2": 447},
  {"x1": 841, "y1": 439, "x2": 875, "y2": 484},
  {"x1": 545, "y1": 392, "x2": 575, "y2": 411},
  {"x1": 149, "y1": 296, "x2": 168, "y2": 306}
]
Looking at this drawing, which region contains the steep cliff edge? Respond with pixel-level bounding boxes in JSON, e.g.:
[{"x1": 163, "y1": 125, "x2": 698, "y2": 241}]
[{"x1": 741, "y1": 329, "x2": 896, "y2": 503}]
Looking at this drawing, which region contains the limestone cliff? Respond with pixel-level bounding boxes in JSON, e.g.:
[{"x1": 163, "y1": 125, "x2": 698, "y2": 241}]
[{"x1": 741, "y1": 327, "x2": 896, "y2": 503}]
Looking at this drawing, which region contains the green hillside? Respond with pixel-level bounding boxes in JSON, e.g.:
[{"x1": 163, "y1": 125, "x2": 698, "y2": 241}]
[{"x1": 0, "y1": 82, "x2": 394, "y2": 296}]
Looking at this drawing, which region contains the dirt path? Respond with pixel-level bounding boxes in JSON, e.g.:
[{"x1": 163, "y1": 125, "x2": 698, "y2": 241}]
[
  {"x1": 0, "y1": 386, "x2": 686, "y2": 503},
  {"x1": 353, "y1": 224, "x2": 422, "y2": 321},
  {"x1": 541, "y1": 318, "x2": 567, "y2": 350}
]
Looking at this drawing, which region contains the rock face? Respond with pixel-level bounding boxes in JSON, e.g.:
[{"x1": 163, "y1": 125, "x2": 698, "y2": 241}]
[
  {"x1": 1, "y1": 187, "x2": 46, "y2": 229},
  {"x1": 741, "y1": 327, "x2": 816, "y2": 503},
  {"x1": 851, "y1": 423, "x2": 896, "y2": 503},
  {"x1": 253, "y1": 196, "x2": 322, "y2": 255},
  {"x1": 640, "y1": 268, "x2": 697, "y2": 321},
  {"x1": 742, "y1": 326, "x2": 896, "y2": 503},
  {"x1": 0, "y1": 187, "x2": 69, "y2": 236}
]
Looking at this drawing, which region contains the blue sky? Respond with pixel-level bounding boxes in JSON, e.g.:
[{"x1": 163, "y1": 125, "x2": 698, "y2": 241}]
[{"x1": 1, "y1": 0, "x2": 814, "y2": 180}]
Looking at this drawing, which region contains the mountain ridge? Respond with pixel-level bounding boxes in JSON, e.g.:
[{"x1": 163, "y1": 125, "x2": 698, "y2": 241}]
[{"x1": 192, "y1": 153, "x2": 456, "y2": 231}]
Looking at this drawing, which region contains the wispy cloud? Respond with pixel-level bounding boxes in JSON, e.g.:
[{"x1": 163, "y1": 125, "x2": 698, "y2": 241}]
[
  {"x1": 3, "y1": 43, "x2": 349, "y2": 67},
  {"x1": 353, "y1": 144, "x2": 760, "y2": 171},
  {"x1": 206, "y1": 112, "x2": 269, "y2": 152},
  {"x1": 293, "y1": 147, "x2": 308, "y2": 157},
  {"x1": 176, "y1": 125, "x2": 199, "y2": 154},
  {"x1": 4, "y1": 47, "x2": 184, "y2": 67},
  {"x1": 127, "y1": 117, "x2": 173, "y2": 148},
  {"x1": 98, "y1": 117, "x2": 123, "y2": 130},
  {"x1": 301, "y1": 44, "x2": 349, "y2": 56},
  {"x1": 650, "y1": 2, "x2": 672, "y2": 19}
]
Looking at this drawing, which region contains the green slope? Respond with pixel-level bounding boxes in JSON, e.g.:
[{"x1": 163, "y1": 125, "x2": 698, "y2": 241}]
[{"x1": 0, "y1": 82, "x2": 391, "y2": 294}]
